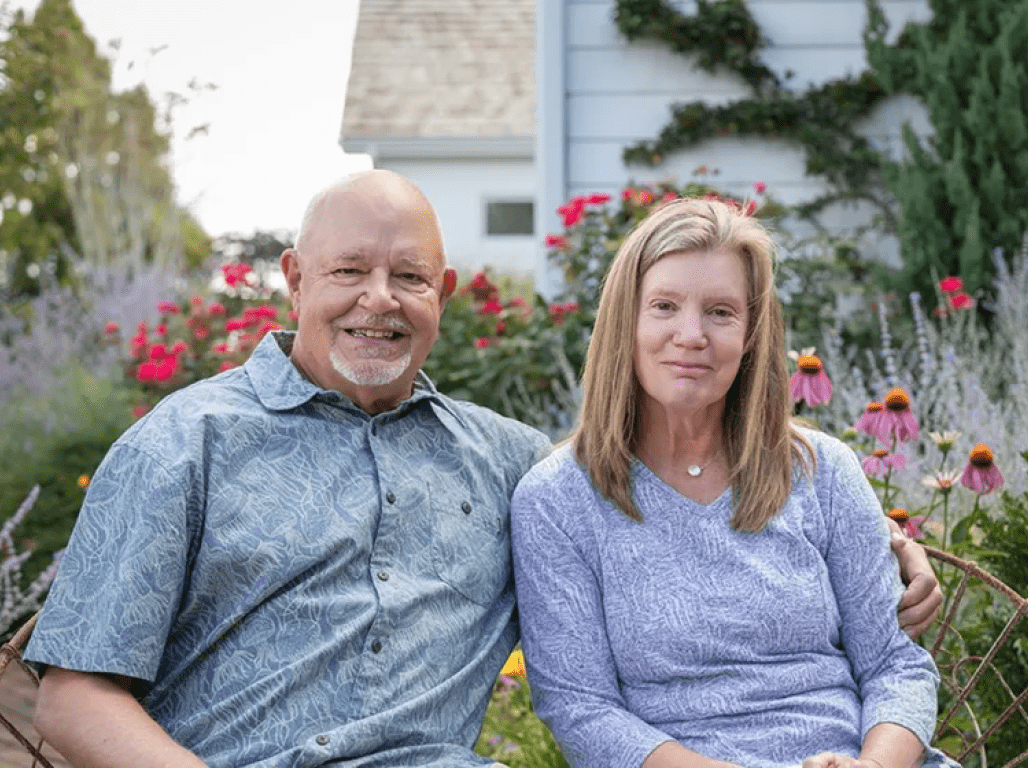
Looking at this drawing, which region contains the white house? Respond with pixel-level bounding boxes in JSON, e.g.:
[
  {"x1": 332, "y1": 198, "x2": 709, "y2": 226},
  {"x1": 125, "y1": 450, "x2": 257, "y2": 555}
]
[
  {"x1": 535, "y1": 0, "x2": 934, "y2": 294},
  {"x1": 341, "y1": 0, "x2": 537, "y2": 276}
]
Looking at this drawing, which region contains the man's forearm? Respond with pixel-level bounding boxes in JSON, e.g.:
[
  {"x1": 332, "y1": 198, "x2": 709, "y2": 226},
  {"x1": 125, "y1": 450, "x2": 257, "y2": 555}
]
[{"x1": 35, "y1": 667, "x2": 208, "y2": 768}]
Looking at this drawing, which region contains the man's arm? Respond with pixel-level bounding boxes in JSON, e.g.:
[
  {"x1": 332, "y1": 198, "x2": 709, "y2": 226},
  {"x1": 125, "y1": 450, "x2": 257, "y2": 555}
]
[
  {"x1": 887, "y1": 519, "x2": 944, "y2": 639},
  {"x1": 34, "y1": 667, "x2": 208, "y2": 768}
]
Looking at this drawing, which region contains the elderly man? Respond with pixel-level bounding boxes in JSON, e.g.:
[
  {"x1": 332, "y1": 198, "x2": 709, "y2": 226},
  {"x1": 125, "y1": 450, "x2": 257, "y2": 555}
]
[{"x1": 25, "y1": 170, "x2": 940, "y2": 768}]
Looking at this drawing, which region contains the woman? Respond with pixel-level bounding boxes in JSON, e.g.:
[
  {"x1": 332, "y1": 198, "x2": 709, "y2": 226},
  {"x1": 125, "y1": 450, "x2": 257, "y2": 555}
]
[{"x1": 510, "y1": 198, "x2": 957, "y2": 768}]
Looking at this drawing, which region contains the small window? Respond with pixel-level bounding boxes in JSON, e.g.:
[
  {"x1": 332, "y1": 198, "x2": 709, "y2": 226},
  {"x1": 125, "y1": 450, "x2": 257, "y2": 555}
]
[{"x1": 485, "y1": 200, "x2": 534, "y2": 236}]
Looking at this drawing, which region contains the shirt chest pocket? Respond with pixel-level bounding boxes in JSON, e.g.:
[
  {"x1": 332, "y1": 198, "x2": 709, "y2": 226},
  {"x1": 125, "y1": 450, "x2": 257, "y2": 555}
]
[{"x1": 430, "y1": 489, "x2": 510, "y2": 607}]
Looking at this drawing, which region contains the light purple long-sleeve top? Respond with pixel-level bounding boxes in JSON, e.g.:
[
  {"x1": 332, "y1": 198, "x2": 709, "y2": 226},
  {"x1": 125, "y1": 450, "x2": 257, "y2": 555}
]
[{"x1": 511, "y1": 429, "x2": 958, "y2": 768}]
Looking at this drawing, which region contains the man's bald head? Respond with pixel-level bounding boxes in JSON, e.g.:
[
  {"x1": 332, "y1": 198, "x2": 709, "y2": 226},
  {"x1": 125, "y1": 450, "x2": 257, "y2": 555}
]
[{"x1": 294, "y1": 170, "x2": 444, "y2": 258}]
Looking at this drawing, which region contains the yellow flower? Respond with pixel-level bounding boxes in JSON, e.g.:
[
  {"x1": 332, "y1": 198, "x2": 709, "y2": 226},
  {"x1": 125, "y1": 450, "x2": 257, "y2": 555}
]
[
  {"x1": 500, "y1": 648, "x2": 526, "y2": 679},
  {"x1": 77, "y1": 474, "x2": 90, "y2": 489}
]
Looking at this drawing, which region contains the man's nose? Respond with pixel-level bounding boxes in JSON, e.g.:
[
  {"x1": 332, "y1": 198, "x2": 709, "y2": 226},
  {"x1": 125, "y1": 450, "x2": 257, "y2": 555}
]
[{"x1": 359, "y1": 271, "x2": 401, "y2": 313}]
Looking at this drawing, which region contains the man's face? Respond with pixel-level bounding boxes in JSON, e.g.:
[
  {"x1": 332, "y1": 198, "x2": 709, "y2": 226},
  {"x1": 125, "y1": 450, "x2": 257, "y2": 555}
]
[{"x1": 282, "y1": 182, "x2": 454, "y2": 413}]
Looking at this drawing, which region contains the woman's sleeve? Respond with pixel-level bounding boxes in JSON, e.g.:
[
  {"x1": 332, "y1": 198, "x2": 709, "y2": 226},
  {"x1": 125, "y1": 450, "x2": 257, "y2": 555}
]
[
  {"x1": 818, "y1": 439, "x2": 939, "y2": 745},
  {"x1": 510, "y1": 472, "x2": 674, "y2": 768}
]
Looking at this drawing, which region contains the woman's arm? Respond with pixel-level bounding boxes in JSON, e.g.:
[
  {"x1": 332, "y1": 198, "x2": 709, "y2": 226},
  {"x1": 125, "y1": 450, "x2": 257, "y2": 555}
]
[
  {"x1": 819, "y1": 441, "x2": 939, "y2": 752},
  {"x1": 511, "y1": 460, "x2": 738, "y2": 768},
  {"x1": 35, "y1": 667, "x2": 208, "y2": 768}
]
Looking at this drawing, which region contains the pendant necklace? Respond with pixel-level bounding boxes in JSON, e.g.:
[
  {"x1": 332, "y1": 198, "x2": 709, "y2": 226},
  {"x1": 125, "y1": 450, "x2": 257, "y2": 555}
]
[{"x1": 686, "y1": 454, "x2": 719, "y2": 477}]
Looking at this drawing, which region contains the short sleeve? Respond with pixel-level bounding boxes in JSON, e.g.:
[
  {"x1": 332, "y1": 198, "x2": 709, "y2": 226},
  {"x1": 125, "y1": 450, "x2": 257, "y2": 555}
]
[{"x1": 25, "y1": 442, "x2": 197, "y2": 683}]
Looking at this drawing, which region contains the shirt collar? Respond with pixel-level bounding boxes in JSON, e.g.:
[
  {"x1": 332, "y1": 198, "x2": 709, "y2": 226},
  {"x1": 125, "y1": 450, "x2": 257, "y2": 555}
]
[{"x1": 245, "y1": 331, "x2": 459, "y2": 419}]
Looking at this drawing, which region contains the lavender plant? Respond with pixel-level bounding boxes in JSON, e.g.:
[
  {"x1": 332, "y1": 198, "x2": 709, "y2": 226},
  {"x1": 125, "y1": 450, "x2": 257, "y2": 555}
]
[{"x1": 0, "y1": 485, "x2": 62, "y2": 637}]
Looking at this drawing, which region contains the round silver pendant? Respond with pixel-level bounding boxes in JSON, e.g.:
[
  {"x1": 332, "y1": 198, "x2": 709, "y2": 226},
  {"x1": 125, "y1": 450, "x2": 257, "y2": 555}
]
[{"x1": 687, "y1": 464, "x2": 702, "y2": 477}]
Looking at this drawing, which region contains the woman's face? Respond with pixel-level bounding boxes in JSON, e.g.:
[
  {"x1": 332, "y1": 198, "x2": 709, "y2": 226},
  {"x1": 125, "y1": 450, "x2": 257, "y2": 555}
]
[{"x1": 633, "y1": 249, "x2": 749, "y2": 417}]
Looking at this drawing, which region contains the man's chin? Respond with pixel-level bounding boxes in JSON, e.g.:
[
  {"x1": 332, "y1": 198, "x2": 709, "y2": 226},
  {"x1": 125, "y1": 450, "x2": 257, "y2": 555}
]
[{"x1": 330, "y1": 351, "x2": 413, "y2": 389}]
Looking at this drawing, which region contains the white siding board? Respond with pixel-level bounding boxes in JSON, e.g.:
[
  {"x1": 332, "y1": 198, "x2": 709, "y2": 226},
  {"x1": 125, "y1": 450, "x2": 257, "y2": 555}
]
[{"x1": 568, "y1": 46, "x2": 752, "y2": 94}]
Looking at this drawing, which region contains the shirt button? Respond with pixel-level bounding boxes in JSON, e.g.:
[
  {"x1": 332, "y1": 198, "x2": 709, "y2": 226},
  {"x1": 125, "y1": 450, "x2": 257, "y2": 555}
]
[
  {"x1": 371, "y1": 639, "x2": 383, "y2": 653},
  {"x1": 386, "y1": 491, "x2": 396, "y2": 504},
  {"x1": 461, "y1": 501, "x2": 472, "y2": 514},
  {"x1": 315, "y1": 735, "x2": 329, "y2": 746},
  {"x1": 377, "y1": 571, "x2": 390, "y2": 581}
]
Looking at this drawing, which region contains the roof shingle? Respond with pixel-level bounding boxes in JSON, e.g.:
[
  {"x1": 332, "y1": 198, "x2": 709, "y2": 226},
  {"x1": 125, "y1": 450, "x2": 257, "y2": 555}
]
[{"x1": 342, "y1": 0, "x2": 535, "y2": 140}]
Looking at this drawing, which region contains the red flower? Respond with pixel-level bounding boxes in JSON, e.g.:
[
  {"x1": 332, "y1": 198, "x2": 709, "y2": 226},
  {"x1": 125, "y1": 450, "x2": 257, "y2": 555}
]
[
  {"x1": 461, "y1": 272, "x2": 499, "y2": 302},
  {"x1": 219, "y1": 361, "x2": 237, "y2": 372},
  {"x1": 225, "y1": 318, "x2": 248, "y2": 332},
  {"x1": 194, "y1": 327, "x2": 210, "y2": 340},
  {"x1": 208, "y1": 302, "x2": 226, "y2": 315},
  {"x1": 788, "y1": 355, "x2": 832, "y2": 407},
  {"x1": 549, "y1": 302, "x2": 579, "y2": 325},
  {"x1": 753, "y1": 181, "x2": 767, "y2": 194},
  {"x1": 221, "y1": 262, "x2": 253, "y2": 287},
  {"x1": 621, "y1": 187, "x2": 635, "y2": 201},
  {"x1": 743, "y1": 200, "x2": 758, "y2": 216},
  {"x1": 191, "y1": 295, "x2": 204, "y2": 307},
  {"x1": 478, "y1": 299, "x2": 504, "y2": 316},
  {"x1": 585, "y1": 193, "x2": 611, "y2": 205},
  {"x1": 557, "y1": 196, "x2": 587, "y2": 228},
  {"x1": 663, "y1": 191, "x2": 677, "y2": 202},
  {"x1": 545, "y1": 234, "x2": 569, "y2": 249},
  {"x1": 939, "y1": 276, "x2": 963, "y2": 293},
  {"x1": 961, "y1": 444, "x2": 1004, "y2": 495},
  {"x1": 258, "y1": 322, "x2": 283, "y2": 336},
  {"x1": 149, "y1": 343, "x2": 168, "y2": 360},
  {"x1": 213, "y1": 342, "x2": 230, "y2": 354},
  {"x1": 474, "y1": 337, "x2": 490, "y2": 349},
  {"x1": 131, "y1": 404, "x2": 150, "y2": 419},
  {"x1": 158, "y1": 302, "x2": 180, "y2": 314},
  {"x1": 887, "y1": 508, "x2": 925, "y2": 539},
  {"x1": 636, "y1": 190, "x2": 655, "y2": 205},
  {"x1": 156, "y1": 323, "x2": 168, "y2": 336},
  {"x1": 171, "y1": 341, "x2": 188, "y2": 355},
  {"x1": 950, "y1": 292, "x2": 974, "y2": 310},
  {"x1": 104, "y1": 321, "x2": 120, "y2": 334}
]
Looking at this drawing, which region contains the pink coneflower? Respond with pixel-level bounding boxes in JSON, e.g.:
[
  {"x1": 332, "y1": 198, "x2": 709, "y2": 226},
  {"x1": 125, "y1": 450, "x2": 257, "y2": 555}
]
[
  {"x1": 788, "y1": 353, "x2": 832, "y2": 407},
  {"x1": 888, "y1": 508, "x2": 925, "y2": 539},
  {"x1": 862, "y1": 449, "x2": 906, "y2": 477},
  {"x1": 854, "y1": 402, "x2": 887, "y2": 441},
  {"x1": 880, "y1": 388, "x2": 919, "y2": 443},
  {"x1": 961, "y1": 444, "x2": 1004, "y2": 495}
]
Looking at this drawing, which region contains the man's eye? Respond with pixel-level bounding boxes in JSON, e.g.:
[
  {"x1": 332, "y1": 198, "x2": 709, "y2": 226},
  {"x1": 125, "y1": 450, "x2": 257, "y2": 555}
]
[{"x1": 398, "y1": 273, "x2": 426, "y2": 283}]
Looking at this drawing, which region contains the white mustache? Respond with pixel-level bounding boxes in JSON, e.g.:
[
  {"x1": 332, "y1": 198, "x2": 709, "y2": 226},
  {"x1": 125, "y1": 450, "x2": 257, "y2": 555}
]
[{"x1": 334, "y1": 314, "x2": 413, "y2": 334}]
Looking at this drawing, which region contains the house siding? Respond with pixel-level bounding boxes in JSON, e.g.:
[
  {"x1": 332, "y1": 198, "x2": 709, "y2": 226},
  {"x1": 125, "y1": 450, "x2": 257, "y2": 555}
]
[{"x1": 536, "y1": 0, "x2": 933, "y2": 292}]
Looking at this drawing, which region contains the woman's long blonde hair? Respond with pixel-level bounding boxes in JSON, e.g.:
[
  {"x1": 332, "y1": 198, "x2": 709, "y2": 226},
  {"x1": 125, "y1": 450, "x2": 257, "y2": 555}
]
[{"x1": 572, "y1": 197, "x2": 814, "y2": 532}]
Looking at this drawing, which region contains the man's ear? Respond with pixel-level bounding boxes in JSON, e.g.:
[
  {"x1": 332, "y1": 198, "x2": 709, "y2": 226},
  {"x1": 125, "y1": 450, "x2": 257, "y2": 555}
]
[
  {"x1": 281, "y1": 249, "x2": 302, "y2": 310},
  {"x1": 441, "y1": 267, "x2": 458, "y2": 305}
]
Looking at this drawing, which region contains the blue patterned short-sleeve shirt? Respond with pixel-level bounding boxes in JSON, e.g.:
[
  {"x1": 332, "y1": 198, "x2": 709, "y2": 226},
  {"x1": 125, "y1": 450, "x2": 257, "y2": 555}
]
[{"x1": 26, "y1": 332, "x2": 550, "y2": 768}]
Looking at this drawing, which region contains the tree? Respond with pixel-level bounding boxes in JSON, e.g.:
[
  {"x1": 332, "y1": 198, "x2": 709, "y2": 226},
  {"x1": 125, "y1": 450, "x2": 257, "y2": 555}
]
[
  {"x1": 866, "y1": 0, "x2": 1028, "y2": 298},
  {"x1": 0, "y1": 0, "x2": 209, "y2": 299}
]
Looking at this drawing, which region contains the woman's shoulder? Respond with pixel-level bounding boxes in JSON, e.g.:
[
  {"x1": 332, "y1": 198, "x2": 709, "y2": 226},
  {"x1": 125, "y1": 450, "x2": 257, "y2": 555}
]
[
  {"x1": 516, "y1": 442, "x2": 585, "y2": 493},
  {"x1": 794, "y1": 424, "x2": 859, "y2": 467}
]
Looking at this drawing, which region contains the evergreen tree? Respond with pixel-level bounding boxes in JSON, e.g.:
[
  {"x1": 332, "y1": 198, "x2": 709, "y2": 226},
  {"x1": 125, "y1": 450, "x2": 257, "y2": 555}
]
[{"x1": 866, "y1": 0, "x2": 1028, "y2": 298}]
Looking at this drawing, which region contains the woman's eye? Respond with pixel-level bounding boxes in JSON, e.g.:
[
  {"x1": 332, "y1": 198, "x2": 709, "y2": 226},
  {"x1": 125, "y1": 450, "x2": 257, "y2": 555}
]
[{"x1": 654, "y1": 300, "x2": 674, "y2": 311}]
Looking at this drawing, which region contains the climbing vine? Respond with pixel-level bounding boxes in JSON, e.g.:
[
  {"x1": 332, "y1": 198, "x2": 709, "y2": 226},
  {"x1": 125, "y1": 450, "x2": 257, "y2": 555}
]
[{"x1": 613, "y1": 0, "x2": 891, "y2": 221}]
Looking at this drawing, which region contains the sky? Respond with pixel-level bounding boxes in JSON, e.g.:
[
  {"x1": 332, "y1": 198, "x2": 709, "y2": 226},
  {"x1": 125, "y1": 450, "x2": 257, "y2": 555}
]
[{"x1": 11, "y1": 0, "x2": 373, "y2": 237}]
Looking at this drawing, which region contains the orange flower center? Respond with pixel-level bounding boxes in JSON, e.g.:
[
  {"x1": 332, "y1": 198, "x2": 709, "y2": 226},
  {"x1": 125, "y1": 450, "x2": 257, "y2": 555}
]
[
  {"x1": 864, "y1": 402, "x2": 883, "y2": 413},
  {"x1": 888, "y1": 508, "x2": 910, "y2": 523},
  {"x1": 798, "y1": 355, "x2": 823, "y2": 374},
  {"x1": 872, "y1": 449, "x2": 889, "y2": 458},
  {"x1": 884, "y1": 388, "x2": 911, "y2": 412},
  {"x1": 969, "y1": 444, "x2": 994, "y2": 469}
]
